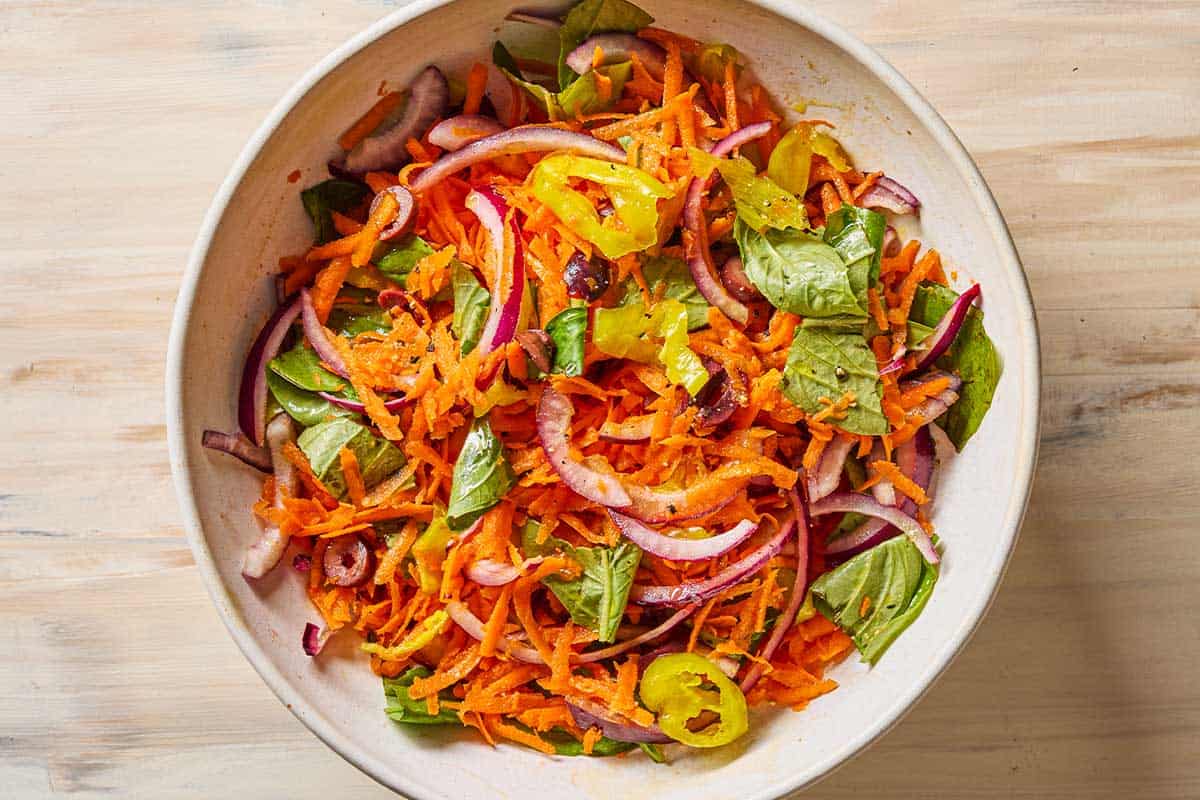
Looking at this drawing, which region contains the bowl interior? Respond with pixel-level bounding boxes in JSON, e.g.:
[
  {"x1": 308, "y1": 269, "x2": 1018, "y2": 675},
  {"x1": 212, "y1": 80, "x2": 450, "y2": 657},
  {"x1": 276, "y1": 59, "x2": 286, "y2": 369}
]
[{"x1": 169, "y1": 1, "x2": 1038, "y2": 798}]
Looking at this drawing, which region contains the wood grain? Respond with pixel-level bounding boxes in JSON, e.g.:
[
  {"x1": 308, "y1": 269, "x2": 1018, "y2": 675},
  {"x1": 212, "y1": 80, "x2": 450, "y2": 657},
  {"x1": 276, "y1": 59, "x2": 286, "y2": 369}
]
[{"x1": 1, "y1": 1, "x2": 1197, "y2": 797}]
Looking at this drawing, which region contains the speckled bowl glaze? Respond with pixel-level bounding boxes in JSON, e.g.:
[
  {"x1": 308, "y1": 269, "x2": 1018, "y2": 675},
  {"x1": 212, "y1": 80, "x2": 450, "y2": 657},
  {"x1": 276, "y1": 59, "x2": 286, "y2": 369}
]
[{"x1": 167, "y1": 1, "x2": 1040, "y2": 797}]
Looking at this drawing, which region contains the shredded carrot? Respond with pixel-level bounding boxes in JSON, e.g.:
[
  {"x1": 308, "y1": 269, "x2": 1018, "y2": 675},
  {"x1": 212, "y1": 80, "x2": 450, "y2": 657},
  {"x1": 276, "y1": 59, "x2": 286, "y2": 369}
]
[
  {"x1": 463, "y1": 63, "x2": 488, "y2": 116},
  {"x1": 869, "y1": 460, "x2": 930, "y2": 505},
  {"x1": 338, "y1": 447, "x2": 366, "y2": 507},
  {"x1": 723, "y1": 60, "x2": 740, "y2": 132},
  {"x1": 338, "y1": 91, "x2": 404, "y2": 152}
]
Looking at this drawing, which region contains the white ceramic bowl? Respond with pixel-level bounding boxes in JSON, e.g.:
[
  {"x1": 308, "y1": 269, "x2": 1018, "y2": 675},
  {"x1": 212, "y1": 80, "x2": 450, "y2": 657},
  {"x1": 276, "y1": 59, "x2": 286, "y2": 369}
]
[{"x1": 167, "y1": 1, "x2": 1040, "y2": 797}]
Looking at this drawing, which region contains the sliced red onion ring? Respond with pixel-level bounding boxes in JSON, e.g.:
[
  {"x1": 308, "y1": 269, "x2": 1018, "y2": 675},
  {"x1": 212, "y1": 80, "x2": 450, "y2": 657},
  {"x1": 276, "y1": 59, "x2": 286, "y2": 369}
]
[
  {"x1": 201, "y1": 429, "x2": 272, "y2": 472},
  {"x1": 565, "y1": 33, "x2": 666, "y2": 79},
  {"x1": 568, "y1": 698, "x2": 672, "y2": 744},
  {"x1": 807, "y1": 434, "x2": 854, "y2": 502},
  {"x1": 859, "y1": 184, "x2": 916, "y2": 215},
  {"x1": 446, "y1": 600, "x2": 545, "y2": 663},
  {"x1": 882, "y1": 225, "x2": 901, "y2": 257},
  {"x1": 879, "y1": 347, "x2": 906, "y2": 377},
  {"x1": 324, "y1": 535, "x2": 371, "y2": 586},
  {"x1": 370, "y1": 185, "x2": 416, "y2": 241},
  {"x1": 465, "y1": 558, "x2": 521, "y2": 586},
  {"x1": 465, "y1": 187, "x2": 526, "y2": 355},
  {"x1": 302, "y1": 622, "x2": 331, "y2": 657},
  {"x1": 537, "y1": 388, "x2": 633, "y2": 507},
  {"x1": 243, "y1": 414, "x2": 299, "y2": 578},
  {"x1": 630, "y1": 514, "x2": 795, "y2": 606},
  {"x1": 901, "y1": 371, "x2": 963, "y2": 424},
  {"x1": 344, "y1": 66, "x2": 449, "y2": 174},
  {"x1": 621, "y1": 471, "x2": 744, "y2": 524},
  {"x1": 428, "y1": 114, "x2": 505, "y2": 152},
  {"x1": 486, "y1": 65, "x2": 528, "y2": 128},
  {"x1": 719, "y1": 255, "x2": 763, "y2": 304},
  {"x1": 316, "y1": 391, "x2": 410, "y2": 414},
  {"x1": 575, "y1": 605, "x2": 697, "y2": 663},
  {"x1": 410, "y1": 126, "x2": 625, "y2": 193},
  {"x1": 682, "y1": 121, "x2": 773, "y2": 325},
  {"x1": 878, "y1": 176, "x2": 920, "y2": 208},
  {"x1": 741, "y1": 489, "x2": 809, "y2": 692},
  {"x1": 505, "y1": 9, "x2": 562, "y2": 28},
  {"x1": 913, "y1": 283, "x2": 982, "y2": 371},
  {"x1": 238, "y1": 297, "x2": 301, "y2": 445},
  {"x1": 610, "y1": 511, "x2": 758, "y2": 562},
  {"x1": 927, "y1": 422, "x2": 956, "y2": 498},
  {"x1": 514, "y1": 329, "x2": 553, "y2": 373},
  {"x1": 897, "y1": 424, "x2": 935, "y2": 496},
  {"x1": 810, "y1": 492, "x2": 938, "y2": 564},
  {"x1": 867, "y1": 440, "x2": 897, "y2": 508},
  {"x1": 598, "y1": 414, "x2": 655, "y2": 443},
  {"x1": 300, "y1": 288, "x2": 349, "y2": 378}
]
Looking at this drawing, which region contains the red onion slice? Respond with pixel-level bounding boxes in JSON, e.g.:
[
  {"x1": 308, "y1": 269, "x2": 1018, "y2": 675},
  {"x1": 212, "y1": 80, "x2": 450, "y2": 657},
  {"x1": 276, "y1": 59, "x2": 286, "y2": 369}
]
[
  {"x1": 598, "y1": 414, "x2": 655, "y2": 443},
  {"x1": 810, "y1": 492, "x2": 938, "y2": 564},
  {"x1": 859, "y1": 185, "x2": 916, "y2": 216},
  {"x1": 741, "y1": 489, "x2": 809, "y2": 692},
  {"x1": 201, "y1": 430, "x2": 272, "y2": 472},
  {"x1": 682, "y1": 121, "x2": 774, "y2": 325},
  {"x1": 621, "y1": 473, "x2": 743, "y2": 524},
  {"x1": 238, "y1": 297, "x2": 301, "y2": 445},
  {"x1": 464, "y1": 558, "x2": 521, "y2": 586},
  {"x1": 486, "y1": 65, "x2": 528, "y2": 129},
  {"x1": 629, "y1": 514, "x2": 795, "y2": 606},
  {"x1": 882, "y1": 225, "x2": 901, "y2": 257},
  {"x1": 867, "y1": 440, "x2": 897, "y2": 508},
  {"x1": 807, "y1": 434, "x2": 855, "y2": 502},
  {"x1": 300, "y1": 289, "x2": 350, "y2": 378},
  {"x1": 567, "y1": 698, "x2": 672, "y2": 744},
  {"x1": 575, "y1": 605, "x2": 697, "y2": 663},
  {"x1": 370, "y1": 185, "x2": 416, "y2": 241},
  {"x1": 610, "y1": 511, "x2": 757, "y2": 562},
  {"x1": 878, "y1": 176, "x2": 920, "y2": 208},
  {"x1": 913, "y1": 283, "x2": 982, "y2": 371},
  {"x1": 565, "y1": 33, "x2": 667, "y2": 79},
  {"x1": 719, "y1": 255, "x2": 763, "y2": 303},
  {"x1": 243, "y1": 414, "x2": 299, "y2": 578},
  {"x1": 896, "y1": 424, "x2": 935, "y2": 497},
  {"x1": 465, "y1": 187, "x2": 526, "y2": 355},
  {"x1": 344, "y1": 66, "x2": 449, "y2": 173},
  {"x1": 428, "y1": 114, "x2": 505, "y2": 152},
  {"x1": 537, "y1": 388, "x2": 633, "y2": 507},
  {"x1": 316, "y1": 391, "x2": 410, "y2": 414},
  {"x1": 410, "y1": 126, "x2": 625, "y2": 193}
]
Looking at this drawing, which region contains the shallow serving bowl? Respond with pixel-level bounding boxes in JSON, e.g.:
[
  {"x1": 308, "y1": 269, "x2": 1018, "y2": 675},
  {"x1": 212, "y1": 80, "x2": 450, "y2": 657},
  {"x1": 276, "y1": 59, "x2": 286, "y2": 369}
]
[{"x1": 167, "y1": 1, "x2": 1040, "y2": 797}]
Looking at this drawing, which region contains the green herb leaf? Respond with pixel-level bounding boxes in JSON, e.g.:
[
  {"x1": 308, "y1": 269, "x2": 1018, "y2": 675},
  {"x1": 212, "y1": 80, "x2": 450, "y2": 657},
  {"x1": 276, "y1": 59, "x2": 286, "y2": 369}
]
[
  {"x1": 446, "y1": 417, "x2": 515, "y2": 530},
  {"x1": 374, "y1": 234, "x2": 435, "y2": 286},
  {"x1": 269, "y1": 342, "x2": 348, "y2": 392},
  {"x1": 266, "y1": 371, "x2": 355, "y2": 427},
  {"x1": 451, "y1": 261, "x2": 491, "y2": 356},
  {"x1": 823, "y1": 206, "x2": 886, "y2": 311},
  {"x1": 383, "y1": 666, "x2": 462, "y2": 724},
  {"x1": 557, "y1": 0, "x2": 653, "y2": 90},
  {"x1": 301, "y1": 179, "x2": 369, "y2": 244},
  {"x1": 638, "y1": 742, "x2": 667, "y2": 763},
  {"x1": 909, "y1": 283, "x2": 1002, "y2": 449},
  {"x1": 326, "y1": 304, "x2": 393, "y2": 337},
  {"x1": 690, "y1": 148, "x2": 807, "y2": 232},
  {"x1": 618, "y1": 255, "x2": 710, "y2": 331},
  {"x1": 297, "y1": 418, "x2": 405, "y2": 499},
  {"x1": 734, "y1": 218, "x2": 868, "y2": 320},
  {"x1": 543, "y1": 726, "x2": 638, "y2": 756},
  {"x1": 492, "y1": 40, "x2": 523, "y2": 79},
  {"x1": 782, "y1": 323, "x2": 888, "y2": 435},
  {"x1": 546, "y1": 306, "x2": 587, "y2": 376},
  {"x1": 507, "y1": 62, "x2": 632, "y2": 122},
  {"x1": 521, "y1": 524, "x2": 641, "y2": 643},
  {"x1": 810, "y1": 535, "x2": 938, "y2": 664}
]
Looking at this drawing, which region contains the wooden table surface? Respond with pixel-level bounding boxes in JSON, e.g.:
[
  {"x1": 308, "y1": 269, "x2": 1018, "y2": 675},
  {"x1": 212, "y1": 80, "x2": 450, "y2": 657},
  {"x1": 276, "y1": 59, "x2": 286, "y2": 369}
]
[{"x1": 2, "y1": 1, "x2": 1197, "y2": 797}]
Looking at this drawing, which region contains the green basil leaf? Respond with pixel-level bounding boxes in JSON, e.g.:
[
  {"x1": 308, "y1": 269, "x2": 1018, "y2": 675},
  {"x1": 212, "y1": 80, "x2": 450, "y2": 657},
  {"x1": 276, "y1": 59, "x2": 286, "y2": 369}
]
[
  {"x1": 557, "y1": 0, "x2": 652, "y2": 90},
  {"x1": 269, "y1": 342, "x2": 348, "y2": 392},
  {"x1": 507, "y1": 62, "x2": 632, "y2": 120},
  {"x1": 447, "y1": 417, "x2": 515, "y2": 530},
  {"x1": 522, "y1": 524, "x2": 641, "y2": 643},
  {"x1": 383, "y1": 666, "x2": 462, "y2": 725},
  {"x1": 618, "y1": 255, "x2": 710, "y2": 331},
  {"x1": 543, "y1": 727, "x2": 638, "y2": 756},
  {"x1": 375, "y1": 234, "x2": 435, "y2": 286},
  {"x1": 327, "y1": 304, "x2": 393, "y2": 337},
  {"x1": 492, "y1": 40, "x2": 523, "y2": 79},
  {"x1": 301, "y1": 179, "x2": 369, "y2": 244},
  {"x1": 909, "y1": 283, "x2": 1002, "y2": 449},
  {"x1": 266, "y1": 370, "x2": 355, "y2": 427},
  {"x1": 810, "y1": 535, "x2": 938, "y2": 664},
  {"x1": 823, "y1": 206, "x2": 886, "y2": 311},
  {"x1": 297, "y1": 418, "x2": 405, "y2": 499},
  {"x1": 545, "y1": 306, "x2": 587, "y2": 376},
  {"x1": 451, "y1": 261, "x2": 491, "y2": 356},
  {"x1": 734, "y1": 217, "x2": 868, "y2": 320},
  {"x1": 782, "y1": 323, "x2": 888, "y2": 435}
]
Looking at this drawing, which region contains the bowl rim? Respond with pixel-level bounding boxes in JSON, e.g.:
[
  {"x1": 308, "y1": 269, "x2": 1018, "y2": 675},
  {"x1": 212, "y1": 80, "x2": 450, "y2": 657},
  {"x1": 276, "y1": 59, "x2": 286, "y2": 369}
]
[{"x1": 166, "y1": 1, "x2": 1041, "y2": 797}]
